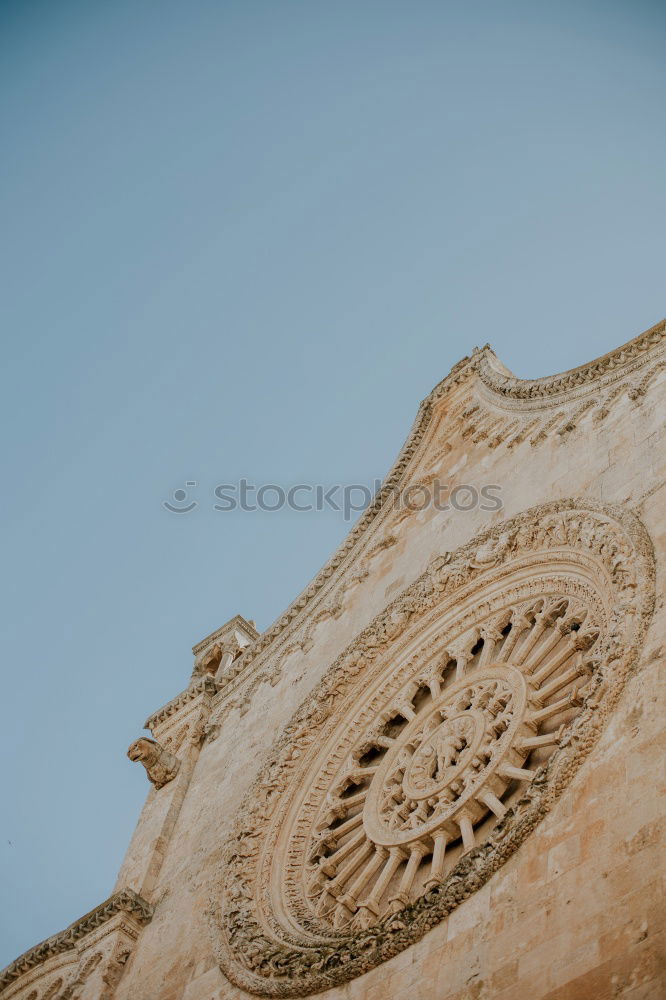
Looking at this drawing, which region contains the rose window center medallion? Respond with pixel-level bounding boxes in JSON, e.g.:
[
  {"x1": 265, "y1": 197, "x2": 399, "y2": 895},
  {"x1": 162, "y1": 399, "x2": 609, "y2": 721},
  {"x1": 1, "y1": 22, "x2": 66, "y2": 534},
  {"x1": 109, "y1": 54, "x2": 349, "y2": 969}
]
[
  {"x1": 405, "y1": 713, "x2": 478, "y2": 796},
  {"x1": 367, "y1": 669, "x2": 526, "y2": 847}
]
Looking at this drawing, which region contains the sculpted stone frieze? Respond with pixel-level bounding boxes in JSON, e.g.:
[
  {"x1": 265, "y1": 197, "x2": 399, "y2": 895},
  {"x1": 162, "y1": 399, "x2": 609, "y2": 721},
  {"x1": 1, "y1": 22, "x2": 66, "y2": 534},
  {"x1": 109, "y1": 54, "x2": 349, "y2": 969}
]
[
  {"x1": 154, "y1": 705, "x2": 208, "y2": 755},
  {"x1": 475, "y1": 321, "x2": 664, "y2": 401},
  {"x1": 0, "y1": 891, "x2": 152, "y2": 997},
  {"x1": 210, "y1": 499, "x2": 654, "y2": 997},
  {"x1": 144, "y1": 675, "x2": 217, "y2": 731}
]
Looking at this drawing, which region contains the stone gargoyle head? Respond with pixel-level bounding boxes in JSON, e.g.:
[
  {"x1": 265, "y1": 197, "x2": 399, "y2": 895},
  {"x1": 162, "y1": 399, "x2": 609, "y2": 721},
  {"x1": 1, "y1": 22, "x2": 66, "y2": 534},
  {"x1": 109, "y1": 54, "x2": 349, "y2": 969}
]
[{"x1": 127, "y1": 737, "x2": 180, "y2": 789}]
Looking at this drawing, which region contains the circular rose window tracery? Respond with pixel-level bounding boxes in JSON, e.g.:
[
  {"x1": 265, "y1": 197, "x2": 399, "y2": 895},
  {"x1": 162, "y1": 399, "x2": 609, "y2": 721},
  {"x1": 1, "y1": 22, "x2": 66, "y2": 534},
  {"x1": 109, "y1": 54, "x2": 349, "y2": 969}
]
[
  {"x1": 299, "y1": 597, "x2": 597, "y2": 932},
  {"x1": 214, "y1": 501, "x2": 654, "y2": 998}
]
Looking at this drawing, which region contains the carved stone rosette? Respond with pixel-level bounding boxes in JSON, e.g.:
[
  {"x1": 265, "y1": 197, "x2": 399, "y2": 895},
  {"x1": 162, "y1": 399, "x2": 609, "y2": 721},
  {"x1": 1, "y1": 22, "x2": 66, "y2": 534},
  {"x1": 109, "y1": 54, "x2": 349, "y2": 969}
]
[{"x1": 211, "y1": 500, "x2": 655, "y2": 997}]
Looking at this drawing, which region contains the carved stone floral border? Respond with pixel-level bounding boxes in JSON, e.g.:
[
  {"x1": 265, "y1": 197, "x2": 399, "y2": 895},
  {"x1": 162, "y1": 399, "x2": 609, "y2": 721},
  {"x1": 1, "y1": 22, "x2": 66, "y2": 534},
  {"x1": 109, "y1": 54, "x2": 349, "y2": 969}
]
[{"x1": 209, "y1": 499, "x2": 655, "y2": 997}]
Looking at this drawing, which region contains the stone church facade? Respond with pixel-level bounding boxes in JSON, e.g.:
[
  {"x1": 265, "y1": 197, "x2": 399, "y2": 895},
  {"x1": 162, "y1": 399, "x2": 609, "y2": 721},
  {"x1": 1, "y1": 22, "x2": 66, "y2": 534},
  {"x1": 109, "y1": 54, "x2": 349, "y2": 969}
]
[{"x1": 3, "y1": 322, "x2": 665, "y2": 1000}]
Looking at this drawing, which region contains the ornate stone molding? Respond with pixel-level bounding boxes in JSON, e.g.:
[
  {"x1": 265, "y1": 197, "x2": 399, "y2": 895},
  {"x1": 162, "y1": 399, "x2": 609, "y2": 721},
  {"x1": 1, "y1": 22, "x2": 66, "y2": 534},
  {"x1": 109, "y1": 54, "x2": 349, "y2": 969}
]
[
  {"x1": 144, "y1": 675, "x2": 216, "y2": 730},
  {"x1": 137, "y1": 326, "x2": 665, "y2": 749},
  {"x1": 476, "y1": 319, "x2": 664, "y2": 401},
  {"x1": 0, "y1": 891, "x2": 153, "y2": 995},
  {"x1": 191, "y1": 614, "x2": 259, "y2": 659},
  {"x1": 199, "y1": 323, "x2": 663, "y2": 724},
  {"x1": 210, "y1": 499, "x2": 655, "y2": 997},
  {"x1": 411, "y1": 354, "x2": 664, "y2": 478},
  {"x1": 144, "y1": 616, "x2": 259, "y2": 733},
  {"x1": 153, "y1": 702, "x2": 208, "y2": 755}
]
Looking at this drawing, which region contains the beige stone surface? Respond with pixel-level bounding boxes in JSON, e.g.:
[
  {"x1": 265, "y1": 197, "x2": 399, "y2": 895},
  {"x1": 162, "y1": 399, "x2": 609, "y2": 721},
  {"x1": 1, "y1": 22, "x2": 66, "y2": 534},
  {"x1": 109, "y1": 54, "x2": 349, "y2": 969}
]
[{"x1": 2, "y1": 323, "x2": 665, "y2": 1000}]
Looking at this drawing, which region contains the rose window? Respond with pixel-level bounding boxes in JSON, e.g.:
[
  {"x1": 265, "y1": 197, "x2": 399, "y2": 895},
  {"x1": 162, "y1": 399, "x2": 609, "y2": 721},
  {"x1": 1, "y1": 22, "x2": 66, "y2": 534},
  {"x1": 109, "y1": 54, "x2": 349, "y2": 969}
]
[
  {"x1": 215, "y1": 503, "x2": 652, "y2": 998},
  {"x1": 303, "y1": 597, "x2": 598, "y2": 930}
]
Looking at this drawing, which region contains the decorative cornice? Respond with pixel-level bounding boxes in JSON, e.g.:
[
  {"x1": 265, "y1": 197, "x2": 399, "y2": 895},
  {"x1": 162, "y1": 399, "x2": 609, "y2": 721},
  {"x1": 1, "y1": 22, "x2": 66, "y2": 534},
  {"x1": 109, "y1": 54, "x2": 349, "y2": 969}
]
[
  {"x1": 141, "y1": 323, "x2": 664, "y2": 740},
  {"x1": 197, "y1": 321, "x2": 665, "y2": 700},
  {"x1": 192, "y1": 614, "x2": 260, "y2": 657},
  {"x1": 144, "y1": 674, "x2": 216, "y2": 731},
  {"x1": 476, "y1": 319, "x2": 664, "y2": 400},
  {"x1": 0, "y1": 890, "x2": 153, "y2": 993}
]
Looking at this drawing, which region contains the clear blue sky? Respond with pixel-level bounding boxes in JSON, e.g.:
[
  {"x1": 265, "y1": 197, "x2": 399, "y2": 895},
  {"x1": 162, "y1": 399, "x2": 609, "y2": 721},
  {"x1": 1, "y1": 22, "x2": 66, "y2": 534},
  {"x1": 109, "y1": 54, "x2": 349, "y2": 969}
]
[{"x1": 1, "y1": 0, "x2": 664, "y2": 966}]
